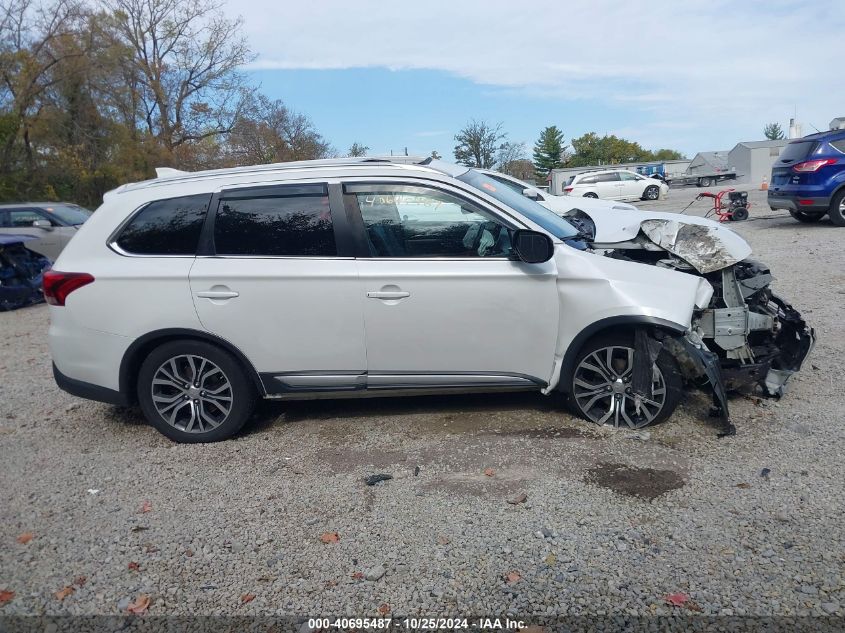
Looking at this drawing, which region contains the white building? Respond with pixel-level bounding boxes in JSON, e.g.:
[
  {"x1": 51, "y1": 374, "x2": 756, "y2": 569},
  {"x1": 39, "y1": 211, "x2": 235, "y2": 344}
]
[{"x1": 728, "y1": 140, "x2": 788, "y2": 186}]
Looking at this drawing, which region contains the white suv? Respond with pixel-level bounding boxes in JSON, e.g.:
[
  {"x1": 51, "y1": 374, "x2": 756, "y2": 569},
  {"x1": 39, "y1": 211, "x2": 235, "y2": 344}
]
[
  {"x1": 46, "y1": 158, "x2": 812, "y2": 442},
  {"x1": 563, "y1": 169, "x2": 668, "y2": 201}
]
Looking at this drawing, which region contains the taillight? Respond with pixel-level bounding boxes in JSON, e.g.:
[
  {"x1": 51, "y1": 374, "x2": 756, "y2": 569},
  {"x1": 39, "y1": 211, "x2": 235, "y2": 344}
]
[
  {"x1": 792, "y1": 158, "x2": 837, "y2": 172},
  {"x1": 563, "y1": 187, "x2": 574, "y2": 193},
  {"x1": 42, "y1": 270, "x2": 94, "y2": 306}
]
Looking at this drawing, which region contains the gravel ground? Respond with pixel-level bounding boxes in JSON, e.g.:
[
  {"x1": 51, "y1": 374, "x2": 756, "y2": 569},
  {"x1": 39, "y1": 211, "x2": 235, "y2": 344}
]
[{"x1": 1, "y1": 185, "x2": 844, "y2": 623}]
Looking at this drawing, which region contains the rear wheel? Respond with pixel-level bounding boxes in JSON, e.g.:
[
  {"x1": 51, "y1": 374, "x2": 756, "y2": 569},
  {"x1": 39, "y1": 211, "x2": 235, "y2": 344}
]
[
  {"x1": 788, "y1": 209, "x2": 825, "y2": 223},
  {"x1": 828, "y1": 190, "x2": 845, "y2": 227},
  {"x1": 137, "y1": 340, "x2": 256, "y2": 443},
  {"x1": 583, "y1": 192, "x2": 599, "y2": 198},
  {"x1": 643, "y1": 185, "x2": 660, "y2": 201},
  {"x1": 699, "y1": 177, "x2": 713, "y2": 187},
  {"x1": 568, "y1": 333, "x2": 682, "y2": 429}
]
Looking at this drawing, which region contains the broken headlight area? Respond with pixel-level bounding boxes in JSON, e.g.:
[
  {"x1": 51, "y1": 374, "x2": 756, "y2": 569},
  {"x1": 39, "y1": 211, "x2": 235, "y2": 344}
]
[
  {"x1": 694, "y1": 259, "x2": 815, "y2": 399},
  {"x1": 600, "y1": 250, "x2": 813, "y2": 435}
]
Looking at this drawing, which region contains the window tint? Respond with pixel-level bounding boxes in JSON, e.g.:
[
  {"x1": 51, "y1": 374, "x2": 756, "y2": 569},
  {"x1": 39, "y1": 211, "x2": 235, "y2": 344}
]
[
  {"x1": 214, "y1": 192, "x2": 335, "y2": 257},
  {"x1": 778, "y1": 141, "x2": 815, "y2": 163},
  {"x1": 348, "y1": 184, "x2": 512, "y2": 258},
  {"x1": 116, "y1": 194, "x2": 210, "y2": 255},
  {"x1": 9, "y1": 209, "x2": 45, "y2": 227},
  {"x1": 596, "y1": 173, "x2": 620, "y2": 182}
]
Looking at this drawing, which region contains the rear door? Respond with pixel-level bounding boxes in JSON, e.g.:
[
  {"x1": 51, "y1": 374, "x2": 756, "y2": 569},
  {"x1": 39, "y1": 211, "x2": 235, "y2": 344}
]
[
  {"x1": 344, "y1": 180, "x2": 559, "y2": 389},
  {"x1": 189, "y1": 182, "x2": 367, "y2": 395},
  {"x1": 595, "y1": 173, "x2": 622, "y2": 199}
]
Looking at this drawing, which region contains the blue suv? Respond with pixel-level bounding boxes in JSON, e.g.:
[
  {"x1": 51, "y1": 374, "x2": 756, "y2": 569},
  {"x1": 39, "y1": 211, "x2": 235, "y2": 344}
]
[{"x1": 768, "y1": 129, "x2": 845, "y2": 225}]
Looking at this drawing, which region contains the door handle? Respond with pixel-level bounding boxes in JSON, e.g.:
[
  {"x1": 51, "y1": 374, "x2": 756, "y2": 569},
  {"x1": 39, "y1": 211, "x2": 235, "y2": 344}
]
[
  {"x1": 367, "y1": 291, "x2": 410, "y2": 300},
  {"x1": 196, "y1": 290, "x2": 239, "y2": 300}
]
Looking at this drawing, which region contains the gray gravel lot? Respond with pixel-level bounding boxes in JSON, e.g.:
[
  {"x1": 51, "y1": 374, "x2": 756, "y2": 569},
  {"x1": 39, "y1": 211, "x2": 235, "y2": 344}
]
[{"x1": 1, "y1": 186, "x2": 844, "y2": 620}]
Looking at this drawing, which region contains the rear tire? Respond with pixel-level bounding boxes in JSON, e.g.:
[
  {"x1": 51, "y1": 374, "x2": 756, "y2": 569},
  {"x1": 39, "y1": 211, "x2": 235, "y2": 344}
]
[
  {"x1": 583, "y1": 192, "x2": 599, "y2": 199},
  {"x1": 642, "y1": 185, "x2": 660, "y2": 201},
  {"x1": 137, "y1": 340, "x2": 256, "y2": 443},
  {"x1": 567, "y1": 332, "x2": 682, "y2": 429},
  {"x1": 828, "y1": 190, "x2": 845, "y2": 227},
  {"x1": 788, "y1": 209, "x2": 825, "y2": 223},
  {"x1": 699, "y1": 177, "x2": 713, "y2": 187}
]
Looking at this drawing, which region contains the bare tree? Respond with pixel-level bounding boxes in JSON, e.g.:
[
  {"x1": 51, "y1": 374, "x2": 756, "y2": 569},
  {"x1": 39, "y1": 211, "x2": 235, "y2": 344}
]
[
  {"x1": 496, "y1": 141, "x2": 526, "y2": 172},
  {"x1": 225, "y1": 94, "x2": 332, "y2": 166},
  {"x1": 102, "y1": 0, "x2": 252, "y2": 154},
  {"x1": 453, "y1": 120, "x2": 506, "y2": 168}
]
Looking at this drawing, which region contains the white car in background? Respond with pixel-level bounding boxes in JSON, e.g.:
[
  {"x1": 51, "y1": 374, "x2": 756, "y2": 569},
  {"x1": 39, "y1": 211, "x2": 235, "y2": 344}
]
[
  {"x1": 563, "y1": 169, "x2": 668, "y2": 202},
  {"x1": 477, "y1": 169, "x2": 641, "y2": 216}
]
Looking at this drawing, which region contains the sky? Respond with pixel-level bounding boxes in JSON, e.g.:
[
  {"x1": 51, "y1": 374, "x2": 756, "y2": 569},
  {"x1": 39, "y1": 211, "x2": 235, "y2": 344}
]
[{"x1": 231, "y1": 0, "x2": 844, "y2": 160}]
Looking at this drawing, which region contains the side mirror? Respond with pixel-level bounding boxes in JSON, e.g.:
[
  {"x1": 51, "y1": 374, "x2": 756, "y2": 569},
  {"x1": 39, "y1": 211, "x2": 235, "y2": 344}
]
[
  {"x1": 513, "y1": 229, "x2": 554, "y2": 264},
  {"x1": 522, "y1": 188, "x2": 540, "y2": 200},
  {"x1": 32, "y1": 219, "x2": 53, "y2": 229}
]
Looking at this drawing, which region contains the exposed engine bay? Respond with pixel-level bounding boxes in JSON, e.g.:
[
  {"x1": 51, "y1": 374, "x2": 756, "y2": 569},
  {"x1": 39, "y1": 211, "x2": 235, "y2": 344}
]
[{"x1": 565, "y1": 208, "x2": 816, "y2": 434}]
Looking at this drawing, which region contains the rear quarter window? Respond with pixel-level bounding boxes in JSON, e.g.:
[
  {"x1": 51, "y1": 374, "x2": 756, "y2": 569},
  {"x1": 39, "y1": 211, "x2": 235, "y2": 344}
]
[
  {"x1": 830, "y1": 139, "x2": 845, "y2": 154},
  {"x1": 114, "y1": 194, "x2": 210, "y2": 255}
]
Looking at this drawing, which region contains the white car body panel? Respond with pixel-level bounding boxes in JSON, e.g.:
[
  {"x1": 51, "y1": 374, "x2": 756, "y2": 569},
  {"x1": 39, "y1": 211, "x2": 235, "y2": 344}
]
[
  {"x1": 357, "y1": 258, "x2": 560, "y2": 384},
  {"x1": 189, "y1": 257, "x2": 367, "y2": 375}
]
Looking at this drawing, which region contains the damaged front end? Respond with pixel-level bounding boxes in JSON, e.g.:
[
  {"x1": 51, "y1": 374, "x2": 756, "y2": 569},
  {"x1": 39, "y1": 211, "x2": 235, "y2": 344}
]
[{"x1": 568, "y1": 210, "x2": 816, "y2": 433}]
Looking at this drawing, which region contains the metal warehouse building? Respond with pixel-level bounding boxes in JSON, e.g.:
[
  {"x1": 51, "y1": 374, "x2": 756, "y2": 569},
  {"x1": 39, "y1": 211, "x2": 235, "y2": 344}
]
[{"x1": 728, "y1": 140, "x2": 788, "y2": 186}]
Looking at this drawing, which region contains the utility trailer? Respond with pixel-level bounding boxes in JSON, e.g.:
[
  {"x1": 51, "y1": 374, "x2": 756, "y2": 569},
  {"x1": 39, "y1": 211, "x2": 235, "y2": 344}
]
[{"x1": 668, "y1": 171, "x2": 737, "y2": 188}]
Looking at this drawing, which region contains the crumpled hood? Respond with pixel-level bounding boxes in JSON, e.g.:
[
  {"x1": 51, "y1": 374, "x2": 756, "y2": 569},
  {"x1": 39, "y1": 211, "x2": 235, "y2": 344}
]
[{"x1": 564, "y1": 205, "x2": 752, "y2": 274}]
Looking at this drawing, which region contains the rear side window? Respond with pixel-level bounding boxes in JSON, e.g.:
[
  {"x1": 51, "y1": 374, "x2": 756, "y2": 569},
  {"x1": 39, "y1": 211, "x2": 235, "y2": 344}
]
[
  {"x1": 214, "y1": 187, "x2": 335, "y2": 257},
  {"x1": 115, "y1": 194, "x2": 210, "y2": 255},
  {"x1": 579, "y1": 176, "x2": 597, "y2": 184},
  {"x1": 830, "y1": 140, "x2": 845, "y2": 154}
]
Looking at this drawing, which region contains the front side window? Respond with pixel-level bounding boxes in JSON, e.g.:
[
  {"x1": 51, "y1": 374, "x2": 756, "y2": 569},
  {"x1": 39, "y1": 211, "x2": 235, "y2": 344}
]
[
  {"x1": 115, "y1": 194, "x2": 210, "y2": 255},
  {"x1": 347, "y1": 184, "x2": 512, "y2": 258},
  {"x1": 9, "y1": 209, "x2": 46, "y2": 227},
  {"x1": 214, "y1": 189, "x2": 335, "y2": 257}
]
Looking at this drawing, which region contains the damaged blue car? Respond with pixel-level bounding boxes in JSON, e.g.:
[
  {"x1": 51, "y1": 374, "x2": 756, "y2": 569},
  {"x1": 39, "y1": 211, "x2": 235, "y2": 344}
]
[{"x1": 0, "y1": 234, "x2": 51, "y2": 311}]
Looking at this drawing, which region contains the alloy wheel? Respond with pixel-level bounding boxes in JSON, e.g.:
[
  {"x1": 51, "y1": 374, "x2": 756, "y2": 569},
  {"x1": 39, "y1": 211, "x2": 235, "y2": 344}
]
[
  {"x1": 572, "y1": 345, "x2": 666, "y2": 429},
  {"x1": 150, "y1": 354, "x2": 233, "y2": 433}
]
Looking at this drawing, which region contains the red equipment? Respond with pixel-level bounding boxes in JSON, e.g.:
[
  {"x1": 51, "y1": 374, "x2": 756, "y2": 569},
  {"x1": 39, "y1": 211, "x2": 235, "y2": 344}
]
[{"x1": 695, "y1": 189, "x2": 750, "y2": 222}]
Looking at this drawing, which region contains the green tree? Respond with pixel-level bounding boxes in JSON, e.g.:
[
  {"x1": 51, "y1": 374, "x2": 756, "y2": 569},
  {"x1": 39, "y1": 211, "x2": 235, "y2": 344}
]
[
  {"x1": 453, "y1": 120, "x2": 506, "y2": 168},
  {"x1": 532, "y1": 126, "x2": 566, "y2": 179},
  {"x1": 764, "y1": 122, "x2": 785, "y2": 140},
  {"x1": 347, "y1": 142, "x2": 369, "y2": 157}
]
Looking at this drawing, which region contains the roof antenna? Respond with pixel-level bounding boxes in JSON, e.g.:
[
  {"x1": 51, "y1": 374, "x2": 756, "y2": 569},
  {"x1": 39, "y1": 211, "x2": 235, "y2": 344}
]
[{"x1": 808, "y1": 122, "x2": 821, "y2": 133}]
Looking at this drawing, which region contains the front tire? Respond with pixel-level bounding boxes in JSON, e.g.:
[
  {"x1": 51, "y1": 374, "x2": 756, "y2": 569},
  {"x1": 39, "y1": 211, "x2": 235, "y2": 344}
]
[
  {"x1": 568, "y1": 333, "x2": 682, "y2": 429},
  {"x1": 137, "y1": 340, "x2": 256, "y2": 443},
  {"x1": 699, "y1": 177, "x2": 713, "y2": 187},
  {"x1": 643, "y1": 185, "x2": 660, "y2": 201},
  {"x1": 828, "y1": 190, "x2": 845, "y2": 227},
  {"x1": 788, "y1": 209, "x2": 825, "y2": 223}
]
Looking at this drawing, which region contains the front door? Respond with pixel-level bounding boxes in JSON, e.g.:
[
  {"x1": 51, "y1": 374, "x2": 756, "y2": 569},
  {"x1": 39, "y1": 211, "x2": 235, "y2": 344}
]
[
  {"x1": 189, "y1": 183, "x2": 367, "y2": 395},
  {"x1": 344, "y1": 181, "x2": 560, "y2": 390}
]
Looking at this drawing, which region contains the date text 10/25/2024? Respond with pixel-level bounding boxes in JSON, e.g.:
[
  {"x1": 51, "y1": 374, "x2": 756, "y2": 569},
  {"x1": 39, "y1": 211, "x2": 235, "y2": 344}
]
[{"x1": 306, "y1": 617, "x2": 526, "y2": 630}]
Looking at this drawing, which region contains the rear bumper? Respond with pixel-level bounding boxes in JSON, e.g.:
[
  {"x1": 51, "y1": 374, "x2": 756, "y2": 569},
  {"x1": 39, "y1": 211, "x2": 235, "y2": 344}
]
[
  {"x1": 768, "y1": 192, "x2": 831, "y2": 213},
  {"x1": 53, "y1": 362, "x2": 128, "y2": 406}
]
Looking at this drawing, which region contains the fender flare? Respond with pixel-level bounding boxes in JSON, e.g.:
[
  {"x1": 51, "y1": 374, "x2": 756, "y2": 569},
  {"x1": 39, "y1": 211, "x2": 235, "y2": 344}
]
[
  {"x1": 119, "y1": 328, "x2": 265, "y2": 402},
  {"x1": 555, "y1": 316, "x2": 687, "y2": 393}
]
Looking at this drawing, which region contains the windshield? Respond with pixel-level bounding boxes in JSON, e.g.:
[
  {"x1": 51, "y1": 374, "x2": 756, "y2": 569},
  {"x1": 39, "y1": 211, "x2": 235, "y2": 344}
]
[
  {"x1": 40, "y1": 203, "x2": 92, "y2": 225},
  {"x1": 458, "y1": 170, "x2": 578, "y2": 240}
]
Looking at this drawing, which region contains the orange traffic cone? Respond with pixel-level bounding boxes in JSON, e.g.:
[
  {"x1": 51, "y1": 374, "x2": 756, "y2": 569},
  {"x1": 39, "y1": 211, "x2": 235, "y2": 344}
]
[{"x1": 761, "y1": 176, "x2": 769, "y2": 191}]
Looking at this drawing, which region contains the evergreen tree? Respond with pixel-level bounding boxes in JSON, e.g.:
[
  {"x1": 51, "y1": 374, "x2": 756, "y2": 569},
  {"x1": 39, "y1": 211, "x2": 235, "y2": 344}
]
[{"x1": 532, "y1": 126, "x2": 566, "y2": 180}]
